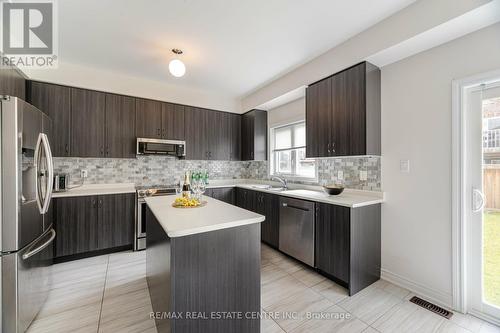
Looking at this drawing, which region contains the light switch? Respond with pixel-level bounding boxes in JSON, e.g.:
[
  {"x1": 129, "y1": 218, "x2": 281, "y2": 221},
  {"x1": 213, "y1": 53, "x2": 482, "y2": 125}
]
[
  {"x1": 400, "y1": 159, "x2": 410, "y2": 173},
  {"x1": 360, "y1": 170, "x2": 368, "y2": 181},
  {"x1": 337, "y1": 170, "x2": 343, "y2": 180}
]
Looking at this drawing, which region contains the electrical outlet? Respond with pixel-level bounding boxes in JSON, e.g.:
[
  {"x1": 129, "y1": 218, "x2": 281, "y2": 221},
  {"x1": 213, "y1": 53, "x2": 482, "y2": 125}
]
[
  {"x1": 360, "y1": 170, "x2": 368, "y2": 181},
  {"x1": 81, "y1": 169, "x2": 88, "y2": 178},
  {"x1": 400, "y1": 159, "x2": 410, "y2": 173},
  {"x1": 337, "y1": 170, "x2": 344, "y2": 180}
]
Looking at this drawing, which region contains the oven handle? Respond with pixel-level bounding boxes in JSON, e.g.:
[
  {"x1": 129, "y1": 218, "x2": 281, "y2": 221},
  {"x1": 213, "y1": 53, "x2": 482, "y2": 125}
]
[{"x1": 137, "y1": 200, "x2": 146, "y2": 236}]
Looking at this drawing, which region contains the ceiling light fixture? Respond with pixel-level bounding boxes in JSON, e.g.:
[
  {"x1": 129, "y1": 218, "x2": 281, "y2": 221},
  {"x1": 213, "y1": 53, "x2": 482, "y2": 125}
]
[{"x1": 169, "y1": 49, "x2": 186, "y2": 77}]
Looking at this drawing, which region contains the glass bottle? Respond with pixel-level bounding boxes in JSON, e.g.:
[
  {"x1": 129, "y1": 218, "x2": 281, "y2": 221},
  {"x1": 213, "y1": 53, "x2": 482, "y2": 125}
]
[{"x1": 182, "y1": 171, "x2": 191, "y2": 198}]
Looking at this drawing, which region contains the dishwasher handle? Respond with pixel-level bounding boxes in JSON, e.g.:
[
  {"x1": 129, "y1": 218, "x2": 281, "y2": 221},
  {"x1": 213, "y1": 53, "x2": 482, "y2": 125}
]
[{"x1": 282, "y1": 202, "x2": 311, "y2": 212}]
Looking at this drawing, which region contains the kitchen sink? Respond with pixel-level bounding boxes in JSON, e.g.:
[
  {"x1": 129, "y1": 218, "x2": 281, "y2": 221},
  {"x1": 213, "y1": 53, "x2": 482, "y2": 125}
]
[{"x1": 250, "y1": 185, "x2": 286, "y2": 192}]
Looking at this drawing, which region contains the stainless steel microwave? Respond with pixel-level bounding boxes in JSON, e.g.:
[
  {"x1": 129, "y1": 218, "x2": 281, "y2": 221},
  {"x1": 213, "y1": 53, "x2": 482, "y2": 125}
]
[{"x1": 136, "y1": 138, "x2": 186, "y2": 157}]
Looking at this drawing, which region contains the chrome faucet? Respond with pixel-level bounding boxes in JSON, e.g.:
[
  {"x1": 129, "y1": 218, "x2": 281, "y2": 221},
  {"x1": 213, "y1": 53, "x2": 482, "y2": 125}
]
[{"x1": 271, "y1": 176, "x2": 288, "y2": 190}]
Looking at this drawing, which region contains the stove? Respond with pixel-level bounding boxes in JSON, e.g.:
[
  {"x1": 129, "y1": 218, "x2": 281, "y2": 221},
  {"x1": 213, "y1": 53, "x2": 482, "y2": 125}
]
[
  {"x1": 135, "y1": 184, "x2": 178, "y2": 250},
  {"x1": 136, "y1": 184, "x2": 177, "y2": 198}
]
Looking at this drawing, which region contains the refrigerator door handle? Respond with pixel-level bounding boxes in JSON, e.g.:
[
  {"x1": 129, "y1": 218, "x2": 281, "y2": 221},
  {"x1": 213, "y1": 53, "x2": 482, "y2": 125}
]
[
  {"x1": 34, "y1": 133, "x2": 54, "y2": 214},
  {"x1": 22, "y1": 229, "x2": 56, "y2": 260}
]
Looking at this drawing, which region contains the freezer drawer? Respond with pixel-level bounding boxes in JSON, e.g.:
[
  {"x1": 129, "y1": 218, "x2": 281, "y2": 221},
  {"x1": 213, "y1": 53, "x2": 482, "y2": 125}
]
[
  {"x1": 279, "y1": 197, "x2": 315, "y2": 267},
  {"x1": 2, "y1": 228, "x2": 55, "y2": 333}
]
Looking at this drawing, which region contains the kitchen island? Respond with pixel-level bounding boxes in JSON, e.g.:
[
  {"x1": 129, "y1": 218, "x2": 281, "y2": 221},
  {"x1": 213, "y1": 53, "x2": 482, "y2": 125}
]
[{"x1": 145, "y1": 195, "x2": 265, "y2": 333}]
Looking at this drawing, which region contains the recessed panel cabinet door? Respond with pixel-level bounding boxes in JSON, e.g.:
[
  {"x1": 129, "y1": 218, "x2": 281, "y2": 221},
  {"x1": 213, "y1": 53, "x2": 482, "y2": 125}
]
[
  {"x1": 136, "y1": 98, "x2": 162, "y2": 139},
  {"x1": 29, "y1": 82, "x2": 72, "y2": 156},
  {"x1": 331, "y1": 70, "x2": 349, "y2": 156},
  {"x1": 162, "y1": 103, "x2": 185, "y2": 140},
  {"x1": 105, "y1": 94, "x2": 136, "y2": 158},
  {"x1": 71, "y1": 88, "x2": 106, "y2": 157},
  {"x1": 97, "y1": 194, "x2": 135, "y2": 249},
  {"x1": 315, "y1": 203, "x2": 350, "y2": 283},
  {"x1": 54, "y1": 196, "x2": 99, "y2": 257}
]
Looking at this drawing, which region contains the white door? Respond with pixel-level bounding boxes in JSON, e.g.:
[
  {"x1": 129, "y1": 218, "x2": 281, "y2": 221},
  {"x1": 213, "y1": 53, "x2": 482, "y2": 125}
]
[{"x1": 466, "y1": 82, "x2": 500, "y2": 324}]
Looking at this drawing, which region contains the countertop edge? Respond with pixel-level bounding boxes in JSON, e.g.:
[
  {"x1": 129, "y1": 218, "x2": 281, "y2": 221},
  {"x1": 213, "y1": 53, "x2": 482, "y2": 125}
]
[{"x1": 165, "y1": 216, "x2": 266, "y2": 238}]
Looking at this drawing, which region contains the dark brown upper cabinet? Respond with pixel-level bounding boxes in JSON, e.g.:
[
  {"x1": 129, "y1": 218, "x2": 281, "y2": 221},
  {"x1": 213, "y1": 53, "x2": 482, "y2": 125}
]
[
  {"x1": 161, "y1": 103, "x2": 185, "y2": 140},
  {"x1": 71, "y1": 88, "x2": 106, "y2": 158},
  {"x1": 305, "y1": 61, "x2": 380, "y2": 158},
  {"x1": 241, "y1": 109, "x2": 267, "y2": 161},
  {"x1": 184, "y1": 106, "x2": 207, "y2": 160},
  {"x1": 0, "y1": 63, "x2": 26, "y2": 100},
  {"x1": 105, "y1": 94, "x2": 136, "y2": 158},
  {"x1": 185, "y1": 107, "x2": 241, "y2": 161},
  {"x1": 135, "y1": 98, "x2": 162, "y2": 139},
  {"x1": 228, "y1": 112, "x2": 241, "y2": 161},
  {"x1": 28, "y1": 81, "x2": 71, "y2": 157}
]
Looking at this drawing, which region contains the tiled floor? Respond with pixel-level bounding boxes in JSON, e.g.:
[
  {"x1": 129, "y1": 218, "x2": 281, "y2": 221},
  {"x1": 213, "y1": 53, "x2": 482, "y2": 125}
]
[{"x1": 27, "y1": 244, "x2": 500, "y2": 333}]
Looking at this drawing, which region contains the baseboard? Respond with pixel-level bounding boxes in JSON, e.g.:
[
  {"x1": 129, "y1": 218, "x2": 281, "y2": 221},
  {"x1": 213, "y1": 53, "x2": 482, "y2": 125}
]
[
  {"x1": 468, "y1": 309, "x2": 500, "y2": 327},
  {"x1": 54, "y1": 245, "x2": 133, "y2": 263},
  {"x1": 381, "y1": 268, "x2": 453, "y2": 309}
]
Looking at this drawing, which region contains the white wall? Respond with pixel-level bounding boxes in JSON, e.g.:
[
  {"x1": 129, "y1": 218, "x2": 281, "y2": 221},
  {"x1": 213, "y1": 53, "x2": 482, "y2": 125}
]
[
  {"x1": 24, "y1": 62, "x2": 241, "y2": 113},
  {"x1": 380, "y1": 22, "x2": 500, "y2": 306},
  {"x1": 268, "y1": 97, "x2": 305, "y2": 128},
  {"x1": 241, "y1": 0, "x2": 494, "y2": 111}
]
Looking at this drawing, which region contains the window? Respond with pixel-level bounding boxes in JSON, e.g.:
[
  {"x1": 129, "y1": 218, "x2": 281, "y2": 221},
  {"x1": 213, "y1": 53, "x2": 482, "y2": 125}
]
[{"x1": 270, "y1": 122, "x2": 316, "y2": 179}]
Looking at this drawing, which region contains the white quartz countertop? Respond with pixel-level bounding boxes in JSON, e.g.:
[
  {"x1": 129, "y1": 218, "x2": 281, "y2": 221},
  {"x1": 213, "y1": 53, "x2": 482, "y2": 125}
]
[
  {"x1": 145, "y1": 195, "x2": 265, "y2": 237},
  {"x1": 233, "y1": 184, "x2": 384, "y2": 208},
  {"x1": 52, "y1": 183, "x2": 136, "y2": 198},
  {"x1": 51, "y1": 180, "x2": 384, "y2": 208}
]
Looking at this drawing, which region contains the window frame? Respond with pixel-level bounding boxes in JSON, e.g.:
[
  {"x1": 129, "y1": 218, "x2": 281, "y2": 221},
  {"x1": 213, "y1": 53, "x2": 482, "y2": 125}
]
[{"x1": 269, "y1": 121, "x2": 317, "y2": 181}]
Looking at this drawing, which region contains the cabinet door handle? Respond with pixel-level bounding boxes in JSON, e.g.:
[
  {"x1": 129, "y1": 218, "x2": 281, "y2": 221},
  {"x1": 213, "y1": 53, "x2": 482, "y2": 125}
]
[
  {"x1": 65, "y1": 144, "x2": 69, "y2": 154},
  {"x1": 327, "y1": 143, "x2": 331, "y2": 154},
  {"x1": 157, "y1": 128, "x2": 161, "y2": 136},
  {"x1": 100, "y1": 147, "x2": 104, "y2": 156},
  {"x1": 98, "y1": 199, "x2": 103, "y2": 207},
  {"x1": 332, "y1": 142, "x2": 336, "y2": 153},
  {"x1": 92, "y1": 199, "x2": 96, "y2": 208}
]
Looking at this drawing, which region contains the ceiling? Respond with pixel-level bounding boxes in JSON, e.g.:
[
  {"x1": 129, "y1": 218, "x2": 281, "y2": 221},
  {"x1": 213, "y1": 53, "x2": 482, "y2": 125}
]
[{"x1": 59, "y1": 0, "x2": 416, "y2": 99}]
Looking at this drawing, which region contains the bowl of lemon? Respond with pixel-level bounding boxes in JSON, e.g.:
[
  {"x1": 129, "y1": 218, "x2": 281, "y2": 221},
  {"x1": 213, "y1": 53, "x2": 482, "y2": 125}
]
[{"x1": 172, "y1": 196, "x2": 206, "y2": 208}]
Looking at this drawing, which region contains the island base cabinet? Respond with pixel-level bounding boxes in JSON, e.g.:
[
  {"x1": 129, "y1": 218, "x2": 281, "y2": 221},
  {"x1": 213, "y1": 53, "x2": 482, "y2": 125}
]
[
  {"x1": 315, "y1": 203, "x2": 381, "y2": 296},
  {"x1": 146, "y1": 206, "x2": 261, "y2": 333}
]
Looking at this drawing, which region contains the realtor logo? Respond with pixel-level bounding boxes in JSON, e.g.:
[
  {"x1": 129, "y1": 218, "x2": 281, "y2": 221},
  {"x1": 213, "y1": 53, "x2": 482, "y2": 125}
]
[{"x1": 1, "y1": 1, "x2": 58, "y2": 68}]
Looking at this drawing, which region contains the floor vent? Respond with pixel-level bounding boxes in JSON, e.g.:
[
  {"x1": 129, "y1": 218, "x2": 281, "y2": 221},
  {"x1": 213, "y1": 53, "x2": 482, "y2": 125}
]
[{"x1": 409, "y1": 296, "x2": 453, "y2": 319}]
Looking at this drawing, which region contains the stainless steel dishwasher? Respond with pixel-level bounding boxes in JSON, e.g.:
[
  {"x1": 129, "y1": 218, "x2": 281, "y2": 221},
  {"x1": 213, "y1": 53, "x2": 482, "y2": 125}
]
[{"x1": 279, "y1": 197, "x2": 315, "y2": 266}]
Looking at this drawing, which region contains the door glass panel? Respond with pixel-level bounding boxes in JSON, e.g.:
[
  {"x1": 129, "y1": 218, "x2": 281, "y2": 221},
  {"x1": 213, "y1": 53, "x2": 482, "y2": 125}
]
[{"x1": 482, "y1": 96, "x2": 500, "y2": 308}]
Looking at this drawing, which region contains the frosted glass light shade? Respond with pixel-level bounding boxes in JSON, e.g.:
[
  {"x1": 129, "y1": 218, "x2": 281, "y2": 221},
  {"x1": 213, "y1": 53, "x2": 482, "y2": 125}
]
[{"x1": 169, "y1": 59, "x2": 186, "y2": 77}]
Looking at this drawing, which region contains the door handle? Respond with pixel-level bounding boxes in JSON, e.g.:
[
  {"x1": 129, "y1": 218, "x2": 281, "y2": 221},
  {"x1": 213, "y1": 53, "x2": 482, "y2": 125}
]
[
  {"x1": 472, "y1": 188, "x2": 485, "y2": 213},
  {"x1": 22, "y1": 229, "x2": 56, "y2": 260},
  {"x1": 34, "y1": 133, "x2": 54, "y2": 214}
]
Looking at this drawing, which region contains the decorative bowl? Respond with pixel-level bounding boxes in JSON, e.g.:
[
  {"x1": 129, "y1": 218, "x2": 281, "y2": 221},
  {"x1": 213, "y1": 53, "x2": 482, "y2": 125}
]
[{"x1": 322, "y1": 185, "x2": 345, "y2": 195}]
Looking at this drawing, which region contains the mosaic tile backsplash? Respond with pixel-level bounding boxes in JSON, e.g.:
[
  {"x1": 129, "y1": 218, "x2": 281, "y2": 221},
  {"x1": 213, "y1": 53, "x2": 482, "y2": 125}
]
[{"x1": 54, "y1": 156, "x2": 381, "y2": 191}]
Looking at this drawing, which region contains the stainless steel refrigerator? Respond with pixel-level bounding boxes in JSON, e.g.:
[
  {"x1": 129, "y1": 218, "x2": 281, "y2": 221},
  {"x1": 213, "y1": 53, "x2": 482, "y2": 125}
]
[{"x1": 0, "y1": 96, "x2": 55, "y2": 333}]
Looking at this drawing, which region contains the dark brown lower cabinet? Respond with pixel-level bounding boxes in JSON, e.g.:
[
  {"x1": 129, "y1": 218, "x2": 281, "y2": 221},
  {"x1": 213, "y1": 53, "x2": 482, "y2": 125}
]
[
  {"x1": 54, "y1": 193, "x2": 135, "y2": 259},
  {"x1": 255, "y1": 192, "x2": 279, "y2": 248},
  {"x1": 235, "y1": 188, "x2": 279, "y2": 248},
  {"x1": 97, "y1": 193, "x2": 135, "y2": 250},
  {"x1": 315, "y1": 203, "x2": 381, "y2": 295},
  {"x1": 315, "y1": 203, "x2": 350, "y2": 284},
  {"x1": 235, "y1": 188, "x2": 256, "y2": 211},
  {"x1": 54, "y1": 196, "x2": 99, "y2": 257},
  {"x1": 205, "y1": 187, "x2": 235, "y2": 205}
]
